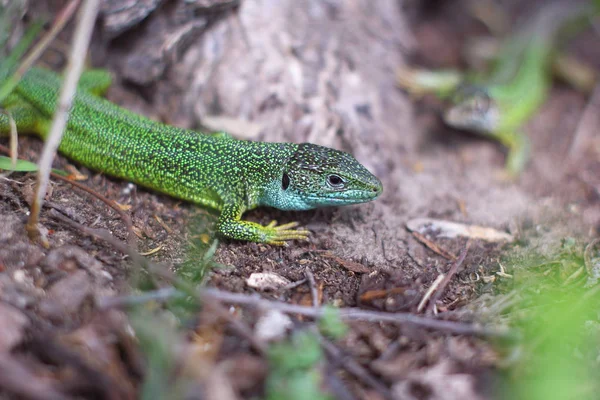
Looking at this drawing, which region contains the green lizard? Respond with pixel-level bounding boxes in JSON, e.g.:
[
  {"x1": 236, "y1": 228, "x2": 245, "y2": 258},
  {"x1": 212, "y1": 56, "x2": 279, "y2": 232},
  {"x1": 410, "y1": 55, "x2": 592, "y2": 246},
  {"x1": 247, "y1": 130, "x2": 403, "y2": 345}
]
[
  {"x1": 0, "y1": 65, "x2": 382, "y2": 245},
  {"x1": 397, "y1": 2, "x2": 598, "y2": 175}
]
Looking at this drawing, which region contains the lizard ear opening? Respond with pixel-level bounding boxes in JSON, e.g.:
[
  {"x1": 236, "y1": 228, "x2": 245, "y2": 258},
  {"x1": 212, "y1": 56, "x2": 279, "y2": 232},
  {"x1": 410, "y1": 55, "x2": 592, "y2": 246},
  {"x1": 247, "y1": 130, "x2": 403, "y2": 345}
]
[{"x1": 282, "y1": 173, "x2": 290, "y2": 190}]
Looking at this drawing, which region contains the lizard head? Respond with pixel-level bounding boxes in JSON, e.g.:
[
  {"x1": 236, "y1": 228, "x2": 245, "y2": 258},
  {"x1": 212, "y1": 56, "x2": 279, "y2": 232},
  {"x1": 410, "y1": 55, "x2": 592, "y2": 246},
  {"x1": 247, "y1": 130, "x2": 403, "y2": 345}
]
[
  {"x1": 262, "y1": 143, "x2": 383, "y2": 211},
  {"x1": 443, "y1": 87, "x2": 501, "y2": 135}
]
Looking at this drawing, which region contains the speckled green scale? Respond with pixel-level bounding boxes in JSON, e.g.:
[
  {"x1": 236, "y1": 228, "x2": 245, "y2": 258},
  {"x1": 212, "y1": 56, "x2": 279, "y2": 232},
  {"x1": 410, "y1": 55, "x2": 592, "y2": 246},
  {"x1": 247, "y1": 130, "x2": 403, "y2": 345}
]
[{"x1": 1, "y1": 67, "x2": 382, "y2": 244}]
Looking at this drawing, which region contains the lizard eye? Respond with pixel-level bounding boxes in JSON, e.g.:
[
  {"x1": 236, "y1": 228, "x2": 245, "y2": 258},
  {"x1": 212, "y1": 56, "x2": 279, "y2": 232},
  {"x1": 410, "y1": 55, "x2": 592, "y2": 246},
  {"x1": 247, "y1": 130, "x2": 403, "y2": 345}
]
[
  {"x1": 472, "y1": 93, "x2": 490, "y2": 114},
  {"x1": 327, "y1": 174, "x2": 344, "y2": 188},
  {"x1": 282, "y1": 173, "x2": 290, "y2": 190}
]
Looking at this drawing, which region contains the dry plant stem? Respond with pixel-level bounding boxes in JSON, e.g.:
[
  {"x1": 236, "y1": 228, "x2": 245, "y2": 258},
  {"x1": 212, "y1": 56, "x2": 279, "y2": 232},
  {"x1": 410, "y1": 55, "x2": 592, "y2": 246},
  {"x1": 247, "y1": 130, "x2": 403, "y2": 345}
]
[
  {"x1": 426, "y1": 241, "x2": 471, "y2": 315},
  {"x1": 305, "y1": 267, "x2": 319, "y2": 308},
  {"x1": 282, "y1": 278, "x2": 307, "y2": 290},
  {"x1": 49, "y1": 172, "x2": 137, "y2": 249},
  {"x1": 51, "y1": 210, "x2": 512, "y2": 339},
  {"x1": 417, "y1": 273, "x2": 445, "y2": 313},
  {"x1": 0, "y1": 0, "x2": 81, "y2": 102},
  {"x1": 27, "y1": 0, "x2": 99, "y2": 243},
  {"x1": 412, "y1": 231, "x2": 457, "y2": 260},
  {"x1": 198, "y1": 287, "x2": 513, "y2": 338},
  {"x1": 0, "y1": 143, "x2": 136, "y2": 248},
  {"x1": 98, "y1": 286, "x2": 514, "y2": 340}
]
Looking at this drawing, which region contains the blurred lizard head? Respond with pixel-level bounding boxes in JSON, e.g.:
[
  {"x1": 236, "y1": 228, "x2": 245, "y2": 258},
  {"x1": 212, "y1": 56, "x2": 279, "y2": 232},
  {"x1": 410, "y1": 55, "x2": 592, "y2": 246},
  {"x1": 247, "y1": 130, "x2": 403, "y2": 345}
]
[
  {"x1": 443, "y1": 87, "x2": 501, "y2": 134},
  {"x1": 262, "y1": 143, "x2": 383, "y2": 210}
]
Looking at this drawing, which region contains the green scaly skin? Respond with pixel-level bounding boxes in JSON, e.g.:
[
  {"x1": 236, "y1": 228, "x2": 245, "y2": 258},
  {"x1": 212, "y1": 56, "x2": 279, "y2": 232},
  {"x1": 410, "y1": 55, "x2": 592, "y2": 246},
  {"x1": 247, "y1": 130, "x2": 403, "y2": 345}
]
[
  {"x1": 397, "y1": 2, "x2": 598, "y2": 176},
  {"x1": 0, "y1": 67, "x2": 382, "y2": 245}
]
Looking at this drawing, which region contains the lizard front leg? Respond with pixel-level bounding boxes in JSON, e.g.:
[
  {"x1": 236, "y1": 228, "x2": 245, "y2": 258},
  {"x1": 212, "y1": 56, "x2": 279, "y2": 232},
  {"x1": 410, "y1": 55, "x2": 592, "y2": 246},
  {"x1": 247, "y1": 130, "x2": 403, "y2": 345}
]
[
  {"x1": 497, "y1": 130, "x2": 530, "y2": 177},
  {"x1": 216, "y1": 203, "x2": 309, "y2": 245}
]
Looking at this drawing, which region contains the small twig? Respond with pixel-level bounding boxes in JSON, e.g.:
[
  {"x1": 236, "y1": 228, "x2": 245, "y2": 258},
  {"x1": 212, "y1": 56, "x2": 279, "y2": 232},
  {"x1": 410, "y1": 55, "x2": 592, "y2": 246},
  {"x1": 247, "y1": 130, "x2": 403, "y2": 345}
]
[
  {"x1": 304, "y1": 267, "x2": 319, "y2": 308},
  {"x1": 99, "y1": 286, "x2": 513, "y2": 339},
  {"x1": 49, "y1": 209, "x2": 144, "y2": 264},
  {"x1": 27, "y1": 0, "x2": 99, "y2": 244},
  {"x1": 417, "y1": 273, "x2": 445, "y2": 313},
  {"x1": 50, "y1": 171, "x2": 137, "y2": 248},
  {"x1": 203, "y1": 287, "x2": 512, "y2": 338},
  {"x1": 426, "y1": 241, "x2": 471, "y2": 314},
  {"x1": 359, "y1": 287, "x2": 407, "y2": 303},
  {"x1": 53, "y1": 210, "x2": 513, "y2": 340},
  {"x1": 98, "y1": 287, "x2": 182, "y2": 309},
  {"x1": 282, "y1": 278, "x2": 307, "y2": 291},
  {"x1": 0, "y1": 143, "x2": 136, "y2": 249},
  {"x1": 412, "y1": 231, "x2": 457, "y2": 260},
  {"x1": 0, "y1": 0, "x2": 81, "y2": 102},
  {"x1": 319, "y1": 252, "x2": 370, "y2": 273}
]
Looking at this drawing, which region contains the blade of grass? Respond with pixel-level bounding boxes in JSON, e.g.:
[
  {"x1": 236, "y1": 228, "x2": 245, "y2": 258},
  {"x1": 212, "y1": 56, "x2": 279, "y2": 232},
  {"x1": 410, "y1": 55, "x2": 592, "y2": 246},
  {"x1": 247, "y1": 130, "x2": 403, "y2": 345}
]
[
  {"x1": 0, "y1": 20, "x2": 43, "y2": 84},
  {"x1": 0, "y1": 156, "x2": 38, "y2": 171},
  {"x1": 0, "y1": 0, "x2": 80, "y2": 102},
  {"x1": 0, "y1": 155, "x2": 67, "y2": 175}
]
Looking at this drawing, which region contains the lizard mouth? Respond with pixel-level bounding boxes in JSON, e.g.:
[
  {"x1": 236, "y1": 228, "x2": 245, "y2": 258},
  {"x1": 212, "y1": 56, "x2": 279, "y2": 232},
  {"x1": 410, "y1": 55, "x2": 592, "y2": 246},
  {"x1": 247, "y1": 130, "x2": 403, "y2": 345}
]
[{"x1": 305, "y1": 189, "x2": 382, "y2": 204}]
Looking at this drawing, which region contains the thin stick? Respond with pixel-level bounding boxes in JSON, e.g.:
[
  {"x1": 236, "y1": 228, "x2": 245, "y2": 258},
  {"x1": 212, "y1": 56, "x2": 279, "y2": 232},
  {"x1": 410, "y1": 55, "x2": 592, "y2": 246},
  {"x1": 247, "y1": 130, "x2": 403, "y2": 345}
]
[
  {"x1": 98, "y1": 285, "x2": 513, "y2": 339},
  {"x1": 51, "y1": 211, "x2": 513, "y2": 340},
  {"x1": 49, "y1": 172, "x2": 137, "y2": 248},
  {"x1": 0, "y1": 1, "x2": 81, "y2": 102},
  {"x1": 200, "y1": 287, "x2": 512, "y2": 338},
  {"x1": 305, "y1": 267, "x2": 319, "y2": 308},
  {"x1": 426, "y1": 241, "x2": 471, "y2": 314},
  {"x1": 412, "y1": 231, "x2": 456, "y2": 260},
  {"x1": 27, "y1": 0, "x2": 99, "y2": 243},
  {"x1": 0, "y1": 143, "x2": 136, "y2": 249},
  {"x1": 417, "y1": 273, "x2": 444, "y2": 313}
]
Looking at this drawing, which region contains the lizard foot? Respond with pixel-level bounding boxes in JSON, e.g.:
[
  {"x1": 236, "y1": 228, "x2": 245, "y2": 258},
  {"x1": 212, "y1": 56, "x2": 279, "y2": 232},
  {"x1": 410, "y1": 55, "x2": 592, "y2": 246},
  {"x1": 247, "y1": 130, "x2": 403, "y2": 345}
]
[{"x1": 263, "y1": 220, "x2": 310, "y2": 246}]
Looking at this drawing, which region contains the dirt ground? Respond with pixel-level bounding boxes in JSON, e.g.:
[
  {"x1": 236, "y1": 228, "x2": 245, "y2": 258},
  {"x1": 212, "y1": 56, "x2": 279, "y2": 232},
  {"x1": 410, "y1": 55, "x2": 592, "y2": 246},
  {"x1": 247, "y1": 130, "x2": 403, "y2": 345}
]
[{"x1": 1, "y1": 0, "x2": 599, "y2": 399}]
